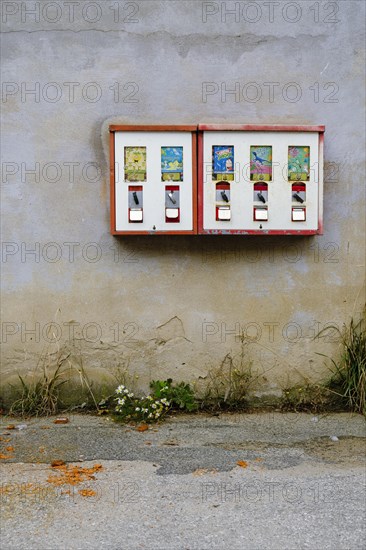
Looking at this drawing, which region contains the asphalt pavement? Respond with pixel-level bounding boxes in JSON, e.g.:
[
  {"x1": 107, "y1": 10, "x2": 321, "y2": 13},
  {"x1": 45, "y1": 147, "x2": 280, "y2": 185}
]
[{"x1": 1, "y1": 411, "x2": 365, "y2": 550}]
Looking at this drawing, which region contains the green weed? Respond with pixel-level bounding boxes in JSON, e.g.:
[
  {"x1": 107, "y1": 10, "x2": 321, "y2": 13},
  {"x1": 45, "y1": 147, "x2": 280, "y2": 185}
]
[
  {"x1": 150, "y1": 379, "x2": 198, "y2": 412},
  {"x1": 9, "y1": 348, "x2": 70, "y2": 417},
  {"x1": 280, "y1": 383, "x2": 331, "y2": 413},
  {"x1": 318, "y1": 308, "x2": 366, "y2": 415},
  {"x1": 113, "y1": 378, "x2": 197, "y2": 423}
]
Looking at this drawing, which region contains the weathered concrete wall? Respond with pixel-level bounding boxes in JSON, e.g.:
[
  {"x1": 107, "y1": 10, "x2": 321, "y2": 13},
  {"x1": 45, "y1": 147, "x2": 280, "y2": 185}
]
[{"x1": 1, "y1": 1, "x2": 365, "y2": 400}]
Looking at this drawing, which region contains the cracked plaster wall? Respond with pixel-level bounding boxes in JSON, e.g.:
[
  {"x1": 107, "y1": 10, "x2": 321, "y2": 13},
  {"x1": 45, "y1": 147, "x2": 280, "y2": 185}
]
[{"x1": 1, "y1": 1, "x2": 365, "y2": 399}]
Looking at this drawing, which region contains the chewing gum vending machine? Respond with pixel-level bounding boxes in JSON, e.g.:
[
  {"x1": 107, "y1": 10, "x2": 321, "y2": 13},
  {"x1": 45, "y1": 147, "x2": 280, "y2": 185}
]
[
  {"x1": 198, "y1": 124, "x2": 324, "y2": 235},
  {"x1": 110, "y1": 126, "x2": 197, "y2": 235},
  {"x1": 110, "y1": 124, "x2": 324, "y2": 236}
]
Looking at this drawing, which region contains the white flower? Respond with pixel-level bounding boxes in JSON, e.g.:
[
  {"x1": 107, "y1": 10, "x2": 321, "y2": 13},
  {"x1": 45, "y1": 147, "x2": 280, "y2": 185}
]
[
  {"x1": 148, "y1": 413, "x2": 153, "y2": 418},
  {"x1": 135, "y1": 407, "x2": 140, "y2": 412},
  {"x1": 151, "y1": 404, "x2": 157, "y2": 409},
  {"x1": 123, "y1": 388, "x2": 129, "y2": 394},
  {"x1": 128, "y1": 393, "x2": 134, "y2": 398}
]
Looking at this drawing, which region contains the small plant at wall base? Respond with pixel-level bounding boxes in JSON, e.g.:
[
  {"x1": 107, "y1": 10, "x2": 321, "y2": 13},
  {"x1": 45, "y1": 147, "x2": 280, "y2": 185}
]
[
  {"x1": 114, "y1": 379, "x2": 197, "y2": 423},
  {"x1": 7, "y1": 340, "x2": 104, "y2": 417},
  {"x1": 150, "y1": 379, "x2": 198, "y2": 412},
  {"x1": 195, "y1": 346, "x2": 255, "y2": 412},
  {"x1": 317, "y1": 307, "x2": 366, "y2": 416},
  {"x1": 9, "y1": 347, "x2": 71, "y2": 417},
  {"x1": 280, "y1": 383, "x2": 331, "y2": 413},
  {"x1": 115, "y1": 384, "x2": 170, "y2": 422},
  {"x1": 10, "y1": 367, "x2": 67, "y2": 417}
]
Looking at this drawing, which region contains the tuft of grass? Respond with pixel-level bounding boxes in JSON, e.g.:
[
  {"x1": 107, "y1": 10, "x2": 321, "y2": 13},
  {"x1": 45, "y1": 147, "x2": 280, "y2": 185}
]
[
  {"x1": 196, "y1": 353, "x2": 252, "y2": 411},
  {"x1": 195, "y1": 333, "x2": 255, "y2": 411},
  {"x1": 280, "y1": 383, "x2": 331, "y2": 413},
  {"x1": 317, "y1": 308, "x2": 366, "y2": 416},
  {"x1": 10, "y1": 349, "x2": 70, "y2": 417},
  {"x1": 8, "y1": 338, "x2": 104, "y2": 417}
]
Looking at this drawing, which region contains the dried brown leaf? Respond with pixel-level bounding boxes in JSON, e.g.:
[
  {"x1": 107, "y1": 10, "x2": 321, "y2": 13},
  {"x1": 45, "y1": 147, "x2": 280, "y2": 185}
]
[
  {"x1": 53, "y1": 418, "x2": 69, "y2": 424},
  {"x1": 136, "y1": 424, "x2": 149, "y2": 432},
  {"x1": 79, "y1": 489, "x2": 96, "y2": 497},
  {"x1": 51, "y1": 459, "x2": 66, "y2": 468}
]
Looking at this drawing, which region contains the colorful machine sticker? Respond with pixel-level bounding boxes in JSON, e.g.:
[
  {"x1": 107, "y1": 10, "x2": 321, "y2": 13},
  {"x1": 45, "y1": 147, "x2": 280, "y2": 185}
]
[
  {"x1": 288, "y1": 146, "x2": 310, "y2": 181},
  {"x1": 161, "y1": 147, "x2": 183, "y2": 181},
  {"x1": 250, "y1": 146, "x2": 272, "y2": 181},
  {"x1": 212, "y1": 146, "x2": 234, "y2": 181},
  {"x1": 124, "y1": 146, "x2": 147, "y2": 182}
]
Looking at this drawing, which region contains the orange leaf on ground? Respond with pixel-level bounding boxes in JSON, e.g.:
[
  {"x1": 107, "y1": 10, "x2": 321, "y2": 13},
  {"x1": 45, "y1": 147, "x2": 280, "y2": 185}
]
[
  {"x1": 136, "y1": 424, "x2": 149, "y2": 432},
  {"x1": 0, "y1": 454, "x2": 11, "y2": 459},
  {"x1": 79, "y1": 489, "x2": 96, "y2": 497},
  {"x1": 6, "y1": 425, "x2": 15, "y2": 430},
  {"x1": 47, "y1": 463, "x2": 103, "y2": 486},
  {"x1": 53, "y1": 418, "x2": 69, "y2": 424},
  {"x1": 51, "y1": 459, "x2": 66, "y2": 468},
  {"x1": 237, "y1": 460, "x2": 248, "y2": 468},
  {"x1": 5, "y1": 446, "x2": 14, "y2": 452}
]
